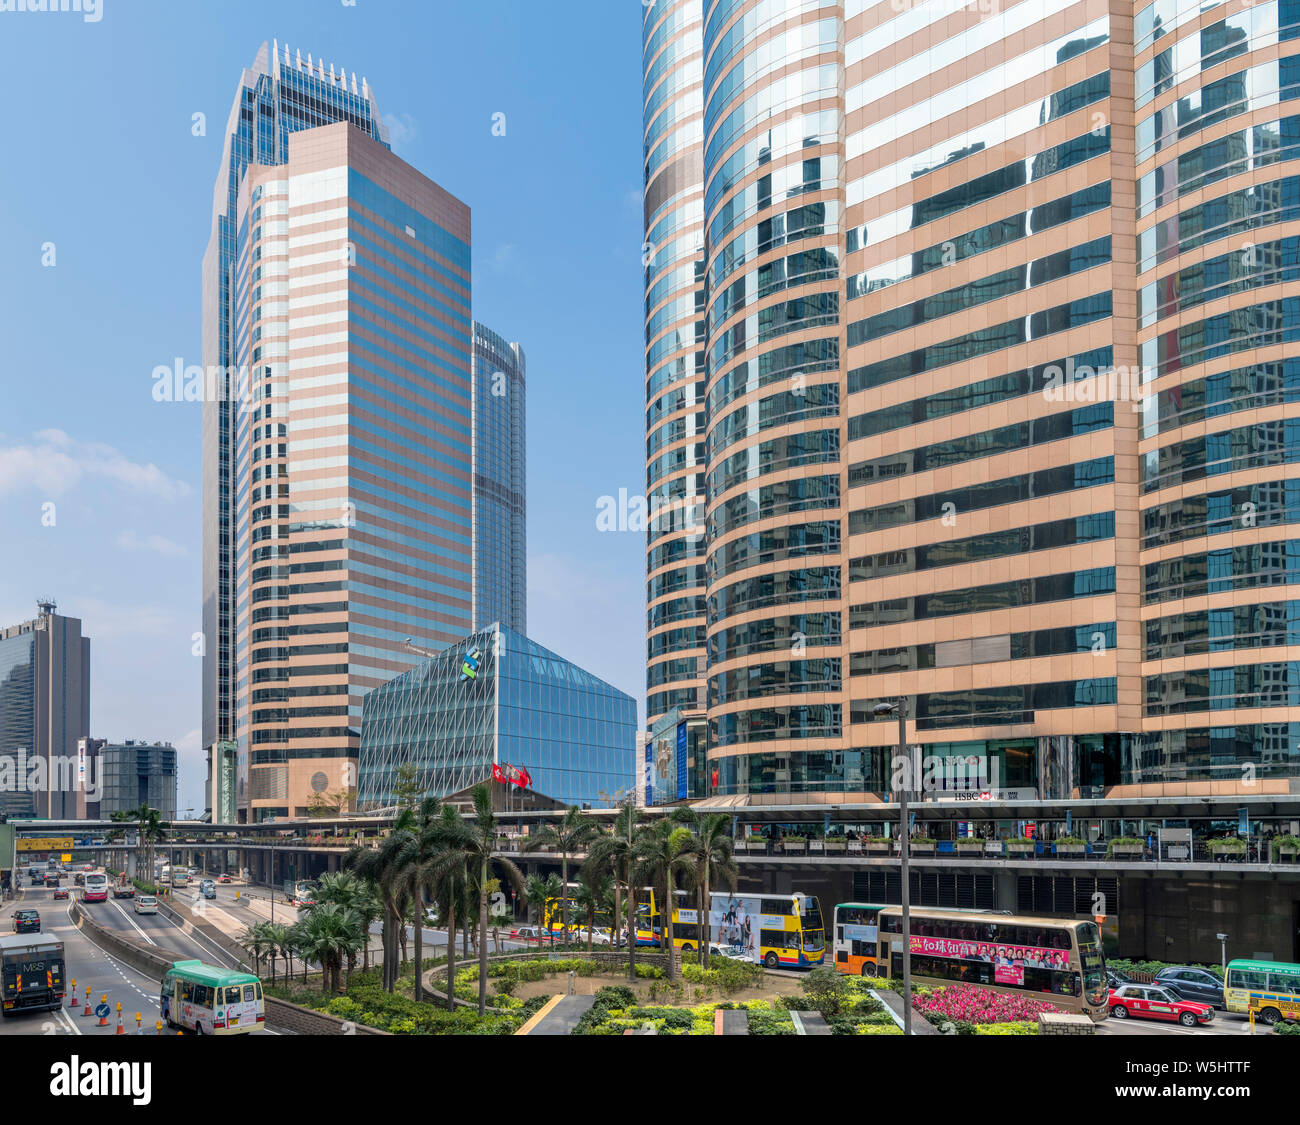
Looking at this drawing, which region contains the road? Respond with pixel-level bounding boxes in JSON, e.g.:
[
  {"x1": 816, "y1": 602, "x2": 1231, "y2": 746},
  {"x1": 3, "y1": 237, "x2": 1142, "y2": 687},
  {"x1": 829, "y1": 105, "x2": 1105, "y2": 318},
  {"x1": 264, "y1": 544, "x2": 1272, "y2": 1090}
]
[{"x1": 1, "y1": 882, "x2": 281, "y2": 1036}]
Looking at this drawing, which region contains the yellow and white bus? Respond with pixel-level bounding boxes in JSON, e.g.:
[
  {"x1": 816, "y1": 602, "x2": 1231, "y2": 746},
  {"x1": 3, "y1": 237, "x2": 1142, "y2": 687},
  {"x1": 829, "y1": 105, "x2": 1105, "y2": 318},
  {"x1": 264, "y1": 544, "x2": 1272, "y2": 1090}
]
[
  {"x1": 160, "y1": 960, "x2": 264, "y2": 1035},
  {"x1": 1225, "y1": 959, "x2": 1300, "y2": 1024},
  {"x1": 875, "y1": 907, "x2": 1109, "y2": 1020},
  {"x1": 669, "y1": 890, "x2": 825, "y2": 969}
]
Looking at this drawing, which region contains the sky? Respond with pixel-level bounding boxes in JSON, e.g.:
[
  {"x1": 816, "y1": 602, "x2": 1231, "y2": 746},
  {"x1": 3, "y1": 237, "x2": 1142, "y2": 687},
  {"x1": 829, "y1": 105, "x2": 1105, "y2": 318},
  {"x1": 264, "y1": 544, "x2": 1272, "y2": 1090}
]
[{"x1": 0, "y1": 0, "x2": 650, "y2": 815}]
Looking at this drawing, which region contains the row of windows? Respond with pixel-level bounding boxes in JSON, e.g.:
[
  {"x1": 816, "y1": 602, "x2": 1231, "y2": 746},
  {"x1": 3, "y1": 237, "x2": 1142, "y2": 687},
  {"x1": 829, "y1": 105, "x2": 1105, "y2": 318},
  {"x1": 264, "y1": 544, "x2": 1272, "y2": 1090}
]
[
  {"x1": 1142, "y1": 479, "x2": 1300, "y2": 548},
  {"x1": 710, "y1": 658, "x2": 842, "y2": 707},
  {"x1": 648, "y1": 563, "x2": 706, "y2": 604},
  {"x1": 708, "y1": 246, "x2": 839, "y2": 338},
  {"x1": 1144, "y1": 540, "x2": 1300, "y2": 604},
  {"x1": 707, "y1": 429, "x2": 839, "y2": 496},
  {"x1": 708, "y1": 565, "x2": 840, "y2": 623},
  {"x1": 1146, "y1": 601, "x2": 1300, "y2": 660},
  {"x1": 1146, "y1": 661, "x2": 1300, "y2": 714},
  {"x1": 707, "y1": 336, "x2": 837, "y2": 418},
  {"x1": 1147, "y1": 359, "x2": 1300, "y2": 438},
  {"x1": 1143, "y1": 418, "x2": 1300, "y2": 493},
  {"x1": 845, "y1": 182, "x2": 1111, "y2": 299},
  {"x1": 850, "y1": 403, "x2": 1112, "y2": 486},
  {"x1": 848, "y1": 347, "x2": 1114, "y2": 437},
  {"x1": 709, "y1": 611, "x2": 840, "y2": 665},
  {"x1": 707, "y1": 383, "x2": 837, "y2": 461},
  {"x1": 711, "y1": 703, "x2": 841, "y2": 747},
  {"x1": 847, "y1": 293, "x2": 1112, "y2": 395},
  {"x1": 707, "y1": 520, "x2": 840, "y2": 583},
  {"x1": 849, "y1": 513, "x2": 1115, "y2": 583},
  {"x1": 846, "y1": 239, "x2": 1111, "y2": 348},
  {"x1": 848, "y1": 458, "x2": 1114, "y2": 536},
  {"x1": 850, "y1": 623, "x2": 1116, "y2": 676},
  {"x1": 707, "y1": 473, "x2": 839, "y2": 537},
  {"x1": 850, "y1": 680, "x2": 1117, "y2": 731},
  {"x1": 849, "y1": 569, "x2": 1117, "y2": 630},
  {"x1": 1141, "y1": 234, "x2": 1300, "y2": 324},
  {"x1": 1140, "y1": 296, "x2": 1300, "y2": 380}
]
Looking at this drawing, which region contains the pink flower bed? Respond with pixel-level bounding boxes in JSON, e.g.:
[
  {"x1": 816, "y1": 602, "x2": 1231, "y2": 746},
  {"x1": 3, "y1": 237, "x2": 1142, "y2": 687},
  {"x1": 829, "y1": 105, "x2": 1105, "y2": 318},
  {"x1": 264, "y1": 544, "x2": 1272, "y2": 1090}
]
[{"x1": 912, "y1": 985, "x2": 1060, "y2": 1024}]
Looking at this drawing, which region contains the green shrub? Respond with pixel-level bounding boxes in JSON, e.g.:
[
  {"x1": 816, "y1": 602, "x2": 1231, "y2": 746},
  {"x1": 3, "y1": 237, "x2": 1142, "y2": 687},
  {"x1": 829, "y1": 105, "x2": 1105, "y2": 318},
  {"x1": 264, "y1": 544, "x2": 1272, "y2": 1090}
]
[
  {"x1": 746, "y1": 1008, "x2": 796, "y2": 1035},
  {"x1": 1273, "y1": 1018, "x2": 1300, "y2": 1035},
  {"x1": 800, "y1": 966, "x2": 853, "y2": 1017}
]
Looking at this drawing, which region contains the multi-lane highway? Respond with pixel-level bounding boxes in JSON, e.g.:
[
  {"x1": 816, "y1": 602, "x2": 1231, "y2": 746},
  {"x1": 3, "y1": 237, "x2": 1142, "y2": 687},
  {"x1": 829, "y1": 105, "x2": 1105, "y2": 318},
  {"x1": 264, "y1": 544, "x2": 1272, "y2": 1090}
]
[{"x1": 0, "y1": 880, "x2": 279, "y2": 1036}]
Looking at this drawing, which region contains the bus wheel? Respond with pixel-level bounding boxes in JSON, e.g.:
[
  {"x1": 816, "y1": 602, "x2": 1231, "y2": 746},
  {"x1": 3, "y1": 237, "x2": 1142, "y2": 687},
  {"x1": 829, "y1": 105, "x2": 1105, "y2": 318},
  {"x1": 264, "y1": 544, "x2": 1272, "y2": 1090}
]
[
  {"x1": 861, "y1": 964, "x2": 872, "y2": 977},
  {"x1": 1259, "y1": 1007, "x2": 1281, "y2": 1026},
  {"x1": 1110, "y1": 1005, "x2": 1127, "y2": 1019},
  {"x1": 763, "y1": 952, "x2": 779, "y2": 969},
  {"x1": 681, "y1": 944, "x2": 692, "y2": 954}
]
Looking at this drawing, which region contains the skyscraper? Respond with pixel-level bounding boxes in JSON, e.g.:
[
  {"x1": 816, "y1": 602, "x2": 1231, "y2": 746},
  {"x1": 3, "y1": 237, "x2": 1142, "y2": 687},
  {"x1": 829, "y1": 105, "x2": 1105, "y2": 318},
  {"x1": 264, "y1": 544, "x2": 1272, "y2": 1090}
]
[
  {"x1": 202, "y1": 41, "x2": 391, "y2": 816},
  {"x1": 471, "y1": 321, "x2": 527, "y2": 633},
  {"x1": 0, "y1": 601, "x2": 91, "y2": 819},
  {"x1": 204, "y1": 44, "x2": 477, "y2": 820},
  {"x1": 642, "y1": 0, "x2": 1300, "y2": 801}
]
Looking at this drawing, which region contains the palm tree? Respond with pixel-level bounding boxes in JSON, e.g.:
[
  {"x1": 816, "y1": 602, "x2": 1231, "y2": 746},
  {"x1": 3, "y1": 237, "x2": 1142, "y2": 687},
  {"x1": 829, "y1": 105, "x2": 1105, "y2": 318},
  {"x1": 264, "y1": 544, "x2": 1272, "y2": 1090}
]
[
  {"x1": 111, "y1": 805, "x2": 167, "y2": 887},
  {"x1": 388, "y1": 797, "x2": 441, "y2": 1002},
  {"x1": 262, "y1": 922, "x2": 290, "y2": 985},
  {"x1": 312, "y1": 871, "x2": 371, "y2": 980},
  {"x1": 524, "y1": 872, "x2": 563, "y2": 951},
  {"x1": 672, "y1": 810, "x2": 738, "y2": 968},
  {"x1": 584, "y1": 797, "x2": 644, "y2": 982},
  {"x1": 346, "y1": 814, "x2": 415, "y2": 992},
  {"x1": 352, "y1": 881, "x2": 382, "y2": 972},
  {"x1": 294, "y1": 903, "x2": 363, "y2": 994},
  {"x1": 572, "y1": 871, "x2": 612, "y2": 954},
  {"x1": 522, "y1": 805, "x2": 598, "y2": 940},
  {"x1": 238, "y1": 923, "x2": 270, "y2": 979},
  {"x1": 427, "y1": 806, "x2": 471, "y2": 1012},
  {"x1": 636, "y1": 821, "x2": 696, "y2": 981}
]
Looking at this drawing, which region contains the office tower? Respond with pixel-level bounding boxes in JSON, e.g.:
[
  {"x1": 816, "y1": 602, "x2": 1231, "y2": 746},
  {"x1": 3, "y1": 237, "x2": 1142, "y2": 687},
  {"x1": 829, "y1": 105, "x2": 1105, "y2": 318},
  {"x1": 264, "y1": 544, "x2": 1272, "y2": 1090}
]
[
  {"x1": 97, "y1": 740, "x2": 178, "y2": 821},
  {"x1": 642, "y1": 0, "x2": 1300, "y2": 801},
  {"x1": 201, "y1": 41, "x2": 391, "y2": 818},
  {"x1": 471, "y1": 321, "x2": 527, "y2": 633},
  {"x1": 358, "y1": 625, "x2": 636, "y2": 809},
  {"x1": 208, "y1": 66, "x2": 474, "y2": 820},
  {"x1": 0, "y1": 602, "x2": 91, "y2": 818}
]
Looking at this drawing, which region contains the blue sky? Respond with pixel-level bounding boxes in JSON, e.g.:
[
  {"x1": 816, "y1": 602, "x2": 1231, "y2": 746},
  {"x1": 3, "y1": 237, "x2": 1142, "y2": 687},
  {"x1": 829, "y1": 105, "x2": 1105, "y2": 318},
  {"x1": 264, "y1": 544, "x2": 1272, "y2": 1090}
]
[{"x1": 0, "y1": 0, "x2": 649, "y2": 813}]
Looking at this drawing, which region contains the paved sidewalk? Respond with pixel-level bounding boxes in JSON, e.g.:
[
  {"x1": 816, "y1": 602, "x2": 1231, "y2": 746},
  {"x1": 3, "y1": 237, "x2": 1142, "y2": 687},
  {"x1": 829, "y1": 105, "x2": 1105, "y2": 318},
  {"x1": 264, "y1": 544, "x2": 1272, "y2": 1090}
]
[
  {"x1": 791, "y1": 1011, "x2": 832, "y2": 1034},
  {"x1": 526, "y1": 994, "x2": 595, "y2": 1034},
  {"x1": 719, "y1": 1008, "x2": 749, "y2": 1035}
]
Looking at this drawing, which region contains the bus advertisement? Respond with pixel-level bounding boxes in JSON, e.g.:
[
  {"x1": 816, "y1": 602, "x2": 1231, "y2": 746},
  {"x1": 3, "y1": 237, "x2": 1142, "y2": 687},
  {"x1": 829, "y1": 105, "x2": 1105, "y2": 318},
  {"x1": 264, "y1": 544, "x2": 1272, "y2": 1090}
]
[
  {"x1": 160, "y1": 960, "x2": 265, "y2": 1035},
  {"x1": 671, "y1": 892, "x2": 825, "y2": 968},
  {"x1": 82, "y1": 872, "x2": 109, "y2": 903},
  {"x1": 874, "y1": 907, "x2": 1109, "y2": 1020}
]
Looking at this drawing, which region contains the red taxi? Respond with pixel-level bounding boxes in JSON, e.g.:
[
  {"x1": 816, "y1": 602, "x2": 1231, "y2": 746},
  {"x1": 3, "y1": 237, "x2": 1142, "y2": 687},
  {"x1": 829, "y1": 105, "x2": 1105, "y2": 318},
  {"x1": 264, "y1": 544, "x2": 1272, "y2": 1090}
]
[{"x1": 1107, "y1": 983, "x2": 1214, "y2": 1027}]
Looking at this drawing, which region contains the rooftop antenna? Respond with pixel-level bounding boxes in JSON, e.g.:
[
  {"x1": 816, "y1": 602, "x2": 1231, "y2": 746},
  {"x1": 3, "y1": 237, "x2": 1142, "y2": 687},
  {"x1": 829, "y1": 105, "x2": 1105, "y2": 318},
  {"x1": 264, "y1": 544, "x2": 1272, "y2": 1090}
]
[{"x1": 36, "y1": 598, "x2": 56, "y2": 617}]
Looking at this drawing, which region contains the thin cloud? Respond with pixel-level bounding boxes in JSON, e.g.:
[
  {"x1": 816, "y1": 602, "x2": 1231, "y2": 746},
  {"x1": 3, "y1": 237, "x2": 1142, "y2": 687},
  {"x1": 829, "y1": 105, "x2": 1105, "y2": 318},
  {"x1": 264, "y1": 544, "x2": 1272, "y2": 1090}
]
[
  {"x1": 116, "y1": 530, "x2": 188, "y2": 558},
  {"x1": 382, "y1": 112, "x2": 417, "y2": 149},
  {"x1": 0, "y1": 429, "x2": 190, "y2": 500}
]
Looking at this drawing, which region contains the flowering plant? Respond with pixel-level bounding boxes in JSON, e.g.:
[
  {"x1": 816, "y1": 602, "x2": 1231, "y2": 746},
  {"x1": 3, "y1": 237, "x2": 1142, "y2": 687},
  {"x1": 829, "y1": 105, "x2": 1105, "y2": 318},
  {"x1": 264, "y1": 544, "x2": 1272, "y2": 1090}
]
[{"x1": 912, "y1": 985, "x2": 1060, "y2": 1025}]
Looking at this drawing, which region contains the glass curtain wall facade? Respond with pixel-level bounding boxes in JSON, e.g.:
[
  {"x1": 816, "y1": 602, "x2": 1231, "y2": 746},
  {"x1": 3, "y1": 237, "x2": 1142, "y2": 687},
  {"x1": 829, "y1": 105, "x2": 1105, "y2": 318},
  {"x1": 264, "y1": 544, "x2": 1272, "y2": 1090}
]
[
  {"x1": 0, "y1": 606, "x2": 91, "y2": 818},
  {"x1": 643, "y1": 0, "x2": 1300, "y2": 800},
  {"x1": 231, "y1": 118, "x2": 474, "y2": 821},
  {"x1": 357, "y1": 625, "x2": 637, "y2": 809},
  {"x1": 98, "y1": 742, "x2": 178, "y2": 821},
  {"x1": 202, "y1": 41, "x2": 391, "y2": 818},
  {"x1": 471, "y1": 322, "x2": 527, "y2": 633}
]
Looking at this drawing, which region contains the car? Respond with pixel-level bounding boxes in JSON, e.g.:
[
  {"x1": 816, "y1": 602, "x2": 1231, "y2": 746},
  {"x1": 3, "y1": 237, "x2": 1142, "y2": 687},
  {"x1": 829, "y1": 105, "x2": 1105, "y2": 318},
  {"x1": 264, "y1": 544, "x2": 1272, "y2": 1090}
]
[
  {"x1": 52, "y1": 887, "x2": 69, "y2": 901},
  {"x1": 1106, "y1": 967, "x2": 1134, "y2": 990},
  {"x1": 200, "y1": 880, "x2": 216, "y2": 899},
  {"x1": 1108, "y1": 983, "x2": 1214, "y2": 1027},
  {"x1": 43, "y1": 873, "x2": 62, "y2": 887},
  {"x1": 74, "y1": 872, "x2": 85, "y2": 887},
  {"x1": 1154, "y1": 966, "x2": 1226, "y2": 1009},
  {"x1": 12, "y1": 909, "x2": 40, "y2": 934},
  {"x1": 511, "y1": 925, "x2": 541, "y2": 942},
  {"x1": 134, "y1": 896, "x2": 158, "y2": 915},
  {"x1": 708, "y1": 942, "x2": 751, "y2": 961},
  {"x1": 187, "y1": 868, "x2": 197, "y2": 878},
  {"x1": 82, "y1": 864, "x2": 93, "y2": 872},
  {"x1": 217, "y1": 874, "x2": 232, "y2": 884}
]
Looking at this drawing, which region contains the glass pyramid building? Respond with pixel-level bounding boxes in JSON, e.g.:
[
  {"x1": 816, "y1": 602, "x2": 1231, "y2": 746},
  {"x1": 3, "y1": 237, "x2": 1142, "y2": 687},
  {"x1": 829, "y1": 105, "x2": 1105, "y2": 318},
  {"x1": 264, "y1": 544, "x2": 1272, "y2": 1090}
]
[{"x1": 357, "y1": 625, "x2": 636, "y2": 809}]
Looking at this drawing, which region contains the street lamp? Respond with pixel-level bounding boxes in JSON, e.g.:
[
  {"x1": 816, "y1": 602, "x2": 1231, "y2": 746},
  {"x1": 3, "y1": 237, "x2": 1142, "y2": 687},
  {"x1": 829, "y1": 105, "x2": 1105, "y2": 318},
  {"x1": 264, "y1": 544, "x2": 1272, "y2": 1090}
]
[
  {"x1": 873, "y1": 698, "x2": 913, "y2": 1036},
  {"x1": 1216, "y1": 933, "x2": 1229, "y2": 978}
]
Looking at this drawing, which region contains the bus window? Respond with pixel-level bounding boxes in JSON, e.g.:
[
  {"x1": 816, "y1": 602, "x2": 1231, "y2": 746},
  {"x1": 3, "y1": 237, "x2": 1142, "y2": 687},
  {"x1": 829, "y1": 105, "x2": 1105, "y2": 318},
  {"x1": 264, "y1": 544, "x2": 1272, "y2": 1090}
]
[
  {"x1": 194, "y1": 985, "x2": 212, "y2": 1008},
  {"x1": 1230, "y1": 969, "x2": 1267, "y2": 990},
  {"x1": 180, "y1": 981, "x2": 194, "y2": 1003}
]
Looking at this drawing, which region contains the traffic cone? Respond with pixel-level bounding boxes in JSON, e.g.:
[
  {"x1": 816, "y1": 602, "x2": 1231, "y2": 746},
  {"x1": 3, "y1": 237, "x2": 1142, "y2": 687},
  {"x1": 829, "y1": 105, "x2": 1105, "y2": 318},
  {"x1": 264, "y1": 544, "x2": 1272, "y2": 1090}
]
[
  {"x1": 69, "y1": 980, "x2": 78, "y2": 1007},
  {"x1": 82, "y1": 989, "x2": 94, "y2": 1017},
  {"x1": 135, "y1": 1013, "x2": 142, "y2": 1034},
  {"x1": 115, "y1": 1011, "x2": 124, "y2": 1035},
  {"x1": 155, "y1": 1020, "x2": 163, "y2": 1035}
]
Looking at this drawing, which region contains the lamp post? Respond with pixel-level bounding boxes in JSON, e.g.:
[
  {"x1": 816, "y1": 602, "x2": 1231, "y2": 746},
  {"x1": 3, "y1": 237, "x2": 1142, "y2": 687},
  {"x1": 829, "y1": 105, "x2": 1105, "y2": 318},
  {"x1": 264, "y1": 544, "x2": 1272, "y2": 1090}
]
[
  {"x1": 873, "y1": 698, "x2": 912, "y2": 1036},
  {"x1": 1216, "y1": 932, "x2": 1229, "y2": 978}
]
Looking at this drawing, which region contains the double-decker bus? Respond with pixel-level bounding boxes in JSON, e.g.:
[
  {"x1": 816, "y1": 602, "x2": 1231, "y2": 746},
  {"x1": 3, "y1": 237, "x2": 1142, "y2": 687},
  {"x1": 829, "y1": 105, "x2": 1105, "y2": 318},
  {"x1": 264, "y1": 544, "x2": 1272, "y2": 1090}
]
[
  {"x1": 542, "y1": 883, "x2": 655, "y2": 945},
  {"x1": 1225, "y1": 959, "x2": 1300, "y2": 1024},
  {"x1": 832, "y1": 904, "x2": 1014, "y2": 977},
  {"x1": 874, "y1": 907, "x2": 1109, "y2": 1020},
  {"x1": 82, "y1": 872, "x2": 109, "y2": 903},
  {"x1": 668, "y1": 891, "x2": 825, "y2": 969},
  {"x1": 160, "y1": 960, "x2": 265, "y2": 1035}
]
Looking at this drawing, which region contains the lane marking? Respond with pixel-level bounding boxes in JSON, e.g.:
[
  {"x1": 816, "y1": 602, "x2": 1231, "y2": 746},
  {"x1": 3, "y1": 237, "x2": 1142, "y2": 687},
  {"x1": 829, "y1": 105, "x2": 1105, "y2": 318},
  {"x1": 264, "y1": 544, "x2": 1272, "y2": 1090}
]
[{"x1": 108, "y1": 899, "x2": 158, "y2": 945}]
